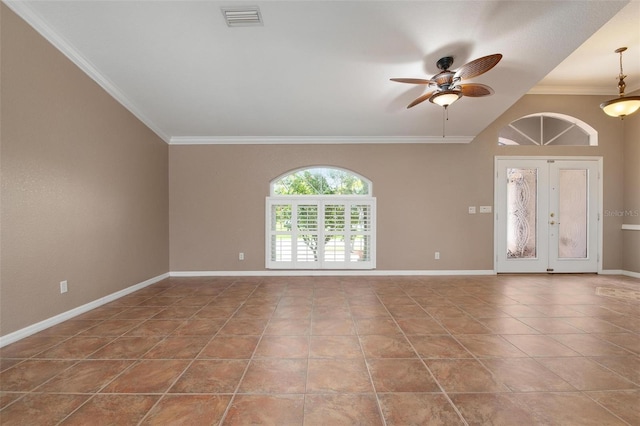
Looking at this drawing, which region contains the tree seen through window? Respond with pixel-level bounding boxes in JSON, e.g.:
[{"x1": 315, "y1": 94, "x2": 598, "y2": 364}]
[
  {"x1": 273, "y1": 167, "x2": 369, "y2": 196},
  {"x1": 267, "y1": 167, "x2": 375, "y2": 269}
]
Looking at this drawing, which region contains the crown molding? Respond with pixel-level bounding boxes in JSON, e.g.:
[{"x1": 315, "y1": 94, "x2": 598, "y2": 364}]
[
  {"x1": 169, "y1": 135, "x2": 474, "y2": 145},
  {"x1": 3, "y1": 0, "x2": 170, "y2": 143},
  {"x1": 528, "y1": 83, "x2": 640, "y2": 96}
]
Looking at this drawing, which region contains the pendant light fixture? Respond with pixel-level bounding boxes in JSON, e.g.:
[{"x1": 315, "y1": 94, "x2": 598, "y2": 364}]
[{"x1": 600, "y1": 47, "x2": 640, "y2": 119}]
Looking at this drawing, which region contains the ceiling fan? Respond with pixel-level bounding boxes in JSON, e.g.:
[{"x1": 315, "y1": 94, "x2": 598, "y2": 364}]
[{"x1": 391, "y1": 53, "x2": 503, "y2": 110}]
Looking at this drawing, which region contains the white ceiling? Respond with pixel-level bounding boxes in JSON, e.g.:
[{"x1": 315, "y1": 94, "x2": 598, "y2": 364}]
[
  {"x1": 530, "y1": 1, "x2": 640, "y2": 96},
  {"x1": 5, "y1": 1, "x2": 639, "y2": 144}
]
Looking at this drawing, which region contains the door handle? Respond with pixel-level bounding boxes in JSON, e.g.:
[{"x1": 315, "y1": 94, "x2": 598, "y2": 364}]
[{"x1": 550, "y1": 221, "x2": 560, "y2": 225}]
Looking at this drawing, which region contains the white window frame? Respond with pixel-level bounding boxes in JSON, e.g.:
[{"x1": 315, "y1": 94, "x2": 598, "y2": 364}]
[
  {"x1": 498, "y1": 112, "x2": 598, "y2": 146},
  {"x1": 267, "y1": 167, "x2": 376, "y2": 270},
  {"x1": 266, "y1": 196, "x2": 376, "y2": 270}
]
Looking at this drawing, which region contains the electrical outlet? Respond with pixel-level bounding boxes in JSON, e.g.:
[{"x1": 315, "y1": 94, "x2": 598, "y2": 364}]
[
  {"x1": 435, "y1": 251, "x2": 440, "y2": 260},
  {"x1": 468, "y1": 206, "x2": 476, "y2": 214},
  {"x1": 60, "y1": 280, "x2": 68, "y2": 294},
  {"x1": 239, "y1": 252, "x2": 245, "y2": 261}
]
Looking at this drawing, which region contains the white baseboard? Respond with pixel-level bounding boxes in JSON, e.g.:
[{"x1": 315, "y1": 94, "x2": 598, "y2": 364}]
[
  {"x1": 623, "y1": 270, "x2": 640, "y2": 279},
  {"x1": 169, "y1": 269, "x2": 640, "y2": 278},
  {"x1": 601, "y1": 269, "x2": 640, "y2": 279},
  {"x1": 170, "y1": 270, "x2": 497, "y2": 277},
  {"x1": 0, "y1": 272, "x2": 169, "y2": 348},
  {"x1": 171, "y1": 269, "x2": 639, "y2": 278}
]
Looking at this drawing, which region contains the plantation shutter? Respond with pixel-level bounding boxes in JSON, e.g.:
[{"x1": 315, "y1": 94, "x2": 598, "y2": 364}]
[{"x1": 266, "y1": 197, "x2": 376, "y2": 269}]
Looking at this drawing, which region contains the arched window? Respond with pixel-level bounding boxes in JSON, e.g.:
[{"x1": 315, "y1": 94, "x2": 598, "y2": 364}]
[
  {"x1": 499, "y1": 113, "x2": 597, "y2": 146},
  {"x1": 266, "y1": 167, "x2": 376, "y2": 270},
  {"x1": 271, "y1": 166, "x2": 371, "y2": 196}
]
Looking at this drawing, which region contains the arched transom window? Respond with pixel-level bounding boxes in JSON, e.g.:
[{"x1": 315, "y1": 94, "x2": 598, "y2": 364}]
[
  {"x1": 499, "y1": 113, "x2": 597, "y2": 146},
  {"x1": 271, "y1": 167, "x2": 371, "y2": 196},
  {"x1": 267, "y1": 167, "x2": 376, "y2": 270}
]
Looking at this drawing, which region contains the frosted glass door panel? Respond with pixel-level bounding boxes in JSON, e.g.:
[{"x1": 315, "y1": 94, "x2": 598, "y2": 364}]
[
  {"x1": 496, "y1": 160, "x2": 549, "y2": 273},
  {"x1": 547, "y1": 161, "x2": 598, "y2": 273},
  {"x1": 558, "y1": 169, "x2": 588, "y2": 258},
  {"x1": 506, "y1": 168, "x2": 538, "y2": 259}
]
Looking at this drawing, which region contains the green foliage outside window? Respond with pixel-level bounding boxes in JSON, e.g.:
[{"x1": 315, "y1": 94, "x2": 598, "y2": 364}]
[
  {"x1": 273, "y1": 168, "x2": 368, "y2": 196},
  {"x1": 273, "y1": 168, "x2": 369, "y2": 262}
]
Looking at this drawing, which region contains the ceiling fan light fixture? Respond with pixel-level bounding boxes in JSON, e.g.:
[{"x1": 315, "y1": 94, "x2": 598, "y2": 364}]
[
  {"x1": 430, "y1": 90, "x2": 462, "y2": 107},
  {"x1": 600, "y1": 47, "x2": 640, "y2": 119},
  {"x1": 391, "y1": 53, "x2": 501, "y2": 110}
]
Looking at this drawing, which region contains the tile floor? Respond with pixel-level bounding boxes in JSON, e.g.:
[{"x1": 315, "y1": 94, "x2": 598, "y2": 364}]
[{"x1": 0, "y1": 274, "x2": 639, "y2": 425}]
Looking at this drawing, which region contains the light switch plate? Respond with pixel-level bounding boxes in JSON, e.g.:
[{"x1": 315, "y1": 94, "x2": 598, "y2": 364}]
[
  {"x1": 468, "y1": 206, "x2": 476, "y2": 214},
  {"x1": 480, "y1": 206, "x2": 492, "y2": 213}
]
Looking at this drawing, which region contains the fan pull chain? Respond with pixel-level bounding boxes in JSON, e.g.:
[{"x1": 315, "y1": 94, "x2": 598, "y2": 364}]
[{"x1": 442, "y1": 106, "x2": 449, "y2": 138}]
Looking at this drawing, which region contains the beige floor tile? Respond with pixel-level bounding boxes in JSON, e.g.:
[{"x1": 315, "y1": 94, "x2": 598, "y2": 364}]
[
  {"x1": 481, "y1": 358, "x2": 575, "y2": 392},
  {"x1": 170, "y1": 360, "x2": 248, "y2": 393},
  {"x1": 367, "y1": 358, "x2": 440, "y2": 392},
  {"x1": 451, "y1": 393, "x2": 537, "y2": 425},
  {"x1": 36, "y1": 359, "x2": 133, "y2": 393},
  {"x1": 0, "y1": 393, "x2": 89, "y2": 426},
  {"x1": 304, "y1": 394, "x2": 383, "y2": 425},
  {"x1": 309, "y1": 335, "x2": 363, "y2": 359},
  {"x1": 238, "y1": 358, "x2": 307, "y2": 393},
  {"x1": 223, "y1": 394, "x2": 304, "y2": 425},
  {"x1": 254, "y1": 335, "x2": 309, "y2": 358},
  {"x1": 378, "y1": 393, "x2": 464, "y2": 425},
  {"x1": 101, "y1": 359, "x2": 189, "y2": 393},
  {"x1": 61, "y1": 394, "x2": 159, "y2": 425},
  {"x1": 198, "y1": 335, "x2": 259, "y2": 359},
  {"x1": 359, "y1": 334, "x2": 416, "y2": 358},
  {"x1": 0, "y1": 360, "x2": 76, "y2": 392},
  {"x1": 509, "y1": 392, "x2": 628, "y2": 425},
  {"x1": 586, "y1": 390, "x2": 640, "y2": 425},
  {"x1": 536, "y1": 357, "x2": 637, "y2": 390},
  {"x1": 140, "y1": 394, "x2": 231, "y2": 426},
  {"x1": 307, "y1": 359, "x2": 373, "y2": 393},
  {"x1": 457, "y1": 334, "x2": 528, "y2": 358},
  {"x1": 0, "y1": 274, "x2": 637, "y2": 425},
  {"x1": 425, "y1": 359, "x2": 511, "y2": 392}
]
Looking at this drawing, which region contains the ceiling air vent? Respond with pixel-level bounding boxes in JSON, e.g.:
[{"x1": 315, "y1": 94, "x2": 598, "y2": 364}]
[{"x1": 221, "y1": 6, "x2": 263, "y2": 27}]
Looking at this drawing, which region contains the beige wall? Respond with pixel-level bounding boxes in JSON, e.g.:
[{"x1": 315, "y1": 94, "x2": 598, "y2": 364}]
[
  {"x1": 170, "y1": 143, "x2": 496, "y2": 271},
  {"x1": 1, "y1": 5, "x2": 169, "y2": 336},
  {"x1": 622, "y1": 91, "x2": 640, "y2": 273},
  {"x1": 170, "y1": 94, "x2": 628, "y2": 273}
]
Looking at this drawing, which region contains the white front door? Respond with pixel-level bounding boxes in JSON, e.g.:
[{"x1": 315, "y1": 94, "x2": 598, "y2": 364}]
[{"x1": 495, "y1": 158, "x2": 600, "y2": 273}]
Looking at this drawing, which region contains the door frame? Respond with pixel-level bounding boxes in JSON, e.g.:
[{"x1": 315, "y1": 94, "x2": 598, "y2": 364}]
[{"x1": 493, "y1": 156, "x2": 603, "y2": 274}]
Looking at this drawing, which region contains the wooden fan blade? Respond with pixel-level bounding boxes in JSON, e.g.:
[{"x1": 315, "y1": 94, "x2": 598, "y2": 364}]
[
  {"x1": 459, "y1": 83, "x2": 494, "y2": 97},
  {"x1": 454, "y1": 53, "x2": 502, "y2": 80},
  {"x1": 390, "y1": 78, "x2": 433, "y2": 85},
  {"x1": 407, "y1": 91, "x2": 435, "y2": 108}
]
